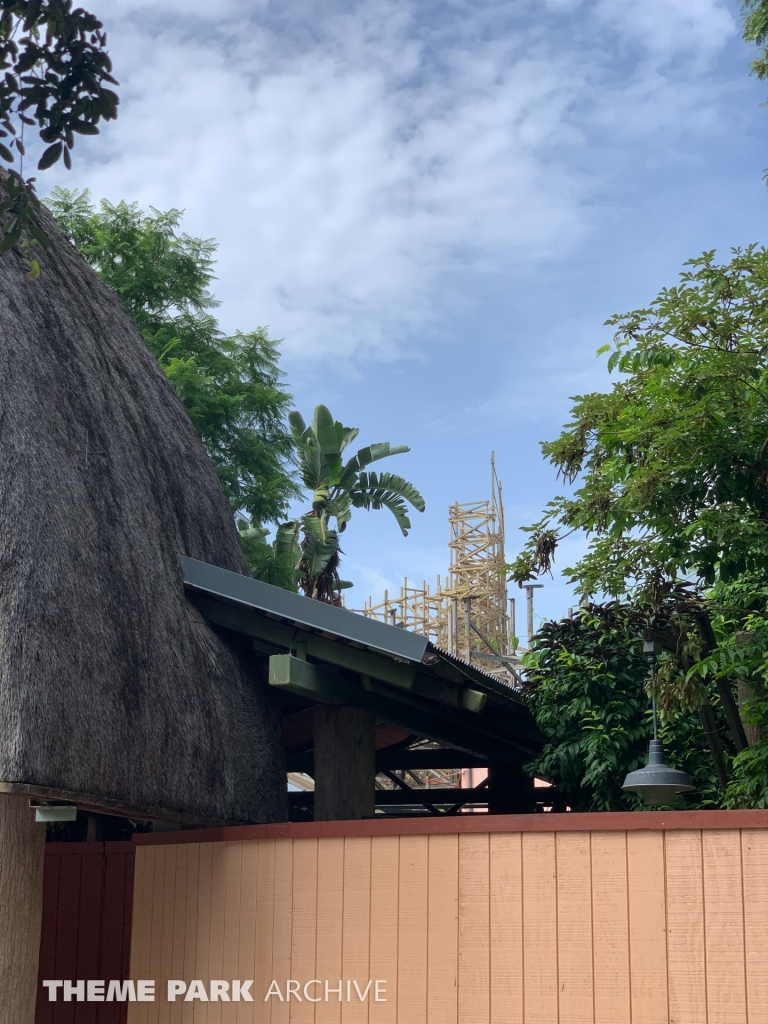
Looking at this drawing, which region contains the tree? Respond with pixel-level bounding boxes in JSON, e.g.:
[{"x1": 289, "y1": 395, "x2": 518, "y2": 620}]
[
  {"x1": 46, "y1": 188, "x2": 299, "y2": 527},
  {"x1": 743, "y1": 1, "x2": 768, "y2": 81},
  {"x1": 510, "y1": 247, "x2": 768, "y2": 597},
  {"x1": 283, "y1": 405, "x2": 425, "y2": 601},
  {"x1": 523, "y1": 605, "x2": 722, "y2": 811},
  {"x1": 0, "y1": 2, "x2": 117, "y2": 266},
  {"x1": 509, "y1": 246, "x2": 768, "y2": 803}
]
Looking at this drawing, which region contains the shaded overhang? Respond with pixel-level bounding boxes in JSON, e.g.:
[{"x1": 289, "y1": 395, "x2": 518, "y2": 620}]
[{"x1": 181, "y1": 557, "x2": 542, "y2": 766}]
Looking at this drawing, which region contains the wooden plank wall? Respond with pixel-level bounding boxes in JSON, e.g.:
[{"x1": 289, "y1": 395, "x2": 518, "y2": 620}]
[
  {"x1": 36, "y1": 842, "x2": 135, "y2": 1024},
  {"x1": 127, "y1": 829, "x2": 768, "y2": 1024}
]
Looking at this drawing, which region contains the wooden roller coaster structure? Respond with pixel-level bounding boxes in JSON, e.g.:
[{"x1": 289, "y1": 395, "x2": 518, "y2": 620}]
[{"x1": 360, "y1": 454, "x2": 523, "y2": 687}]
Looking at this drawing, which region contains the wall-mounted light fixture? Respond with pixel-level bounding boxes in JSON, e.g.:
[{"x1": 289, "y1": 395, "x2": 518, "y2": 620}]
[{"x1": 31, "y1": 803, "x2": 77, "y2": 822}]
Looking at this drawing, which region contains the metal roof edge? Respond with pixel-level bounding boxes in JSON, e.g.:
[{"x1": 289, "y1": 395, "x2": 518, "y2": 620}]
[{"x1": 180, "y1": 556, "x2": 429, "y2": 664}]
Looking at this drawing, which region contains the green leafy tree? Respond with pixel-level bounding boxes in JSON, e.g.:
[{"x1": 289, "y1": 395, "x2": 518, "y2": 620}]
[
  {"x1": 0, "y1": 2, "x2": 118, "y2": 264},
  {"x1": 524, "y1": 605, "x2": 722, "y2": 810},
  {"x1": 509, "y1": 247, "x2": 768, "y2": 597},
  {"x1": 509, "y1": 246, "x2": 768, "y2": 802},
  {"x1": 46, "y1": 188, "x2": 299, "y2": 527},
  {"x1": 689, "y1": 572, "x2": 768, "y2": 806},
  {"x1": 743, "y1": 1, "x2": 768, "y2": 81},
  {"x1": 283, "y1": 405, "x2": 425, "y2": 601}
]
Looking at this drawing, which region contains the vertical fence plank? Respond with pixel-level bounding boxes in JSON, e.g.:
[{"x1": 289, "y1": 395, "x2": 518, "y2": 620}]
[
  {"x1": 100, "y1": 848, "x2": 129, "y2": 1024},
  {"x1": 742, "y1": 828, "x2": 768, "y2": 1024},
  {"x1": 397, "y1": 835, "x2": 428, "y2": 1024},
  {"x1": 221, "y1": 842, "x2": 243, "y2": 1024},
  {"x1": 207, "y1": 843, "x2": 229, "y2": 1024},
  {"x1": 150, "y1": 847, "x2": 171, "y2": 1024},
  {"x1": 369, "y1": 836, "x2": 399, "y2": 1024},
  {"x1": 556, "y1": 832, "x2": 593, "y2": 1024},
  {"x1": 158, "y1": 846, "x2": 179, "y2": 1024},
  {"x1": 237, "y1": 841, "x2": 259, "y2": 1024},
  {"x1": 289, "y1": 840, "x2": 318, "y2": 1024},
  {"x1": 37, "y1": 849, "x2": 62, "y2": 1024},
  {"x1": 626, "y1": 830, "x2": 668, "y2": 1024},
  {"x1": 458, "y1": 833, "x2": 489, "y2": 1024},
  {"x1": 168, "y1": 846, "x2": 189, "y2": 1024},
  {"x1": 490, "y1": 833, "x2": 522, "y2": 1024},
  {"x1": 590, "y1": 832, "x2": 629, "y2": 1024},
  {"x1": 55, "y1": 850, "x2": 84, "y2": 1024},
  {"x1": 194, "y1": 845, "x2": 214, "y2": 1024},
  {"x1": 664, "y1": 831, "x2": 706, "y2": 1024},
  {"x1": 77, "y1": 849, "x2": 106, "y2": 1024},
  {"x1": 522, "y1": 832, "x2": 557, "y2": 1024},
  {"x1": 703, "y1": 830, "x2": 747, "y2": 1024},
  {"x1": 316, "y1": 837, "x2": 344, "y2": 1024},
  {"x1": 253, "y1": 841, "x2": 275, "y2": 1024},
  {"x1": 128, "y1": 847, "x2": 156, "y2": 1024},
  {"x1": 342, "y1": 837, "x2": 372, "y2": 1024},
  {"x1": 181, "y1": 846, "x2": 201, "y2": 1024},
  {"x1": 270, "y1": 839, "x2": 293, "y2": 1024},
  {"x1": 427, "y1": 834, "x2": 458, "y2": 1024},
  {"x1": 121, "y1": 850, "x2": 136, "y2": 1024}
]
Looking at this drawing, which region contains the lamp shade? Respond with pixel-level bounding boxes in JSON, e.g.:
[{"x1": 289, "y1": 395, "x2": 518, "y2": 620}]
[{"x1": 622, "y1": 740, "x2": 694, "y2": 806}]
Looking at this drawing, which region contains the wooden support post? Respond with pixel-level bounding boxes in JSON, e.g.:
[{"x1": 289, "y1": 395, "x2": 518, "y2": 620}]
[
  {"x1": 0, "y1": 794, "x2": 46, "y2": 1024},
  {"x1": 313, "y1": 705, "x2": 375, "y2": 820},
  {"x1": 487, "y1": 764, "x2": 535, "y2": 814}
]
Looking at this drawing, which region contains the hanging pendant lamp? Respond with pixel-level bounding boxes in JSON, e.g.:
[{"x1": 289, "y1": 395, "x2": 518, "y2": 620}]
[{"x1": 621, "y1": 639, "x2": 694, "y2": 807}]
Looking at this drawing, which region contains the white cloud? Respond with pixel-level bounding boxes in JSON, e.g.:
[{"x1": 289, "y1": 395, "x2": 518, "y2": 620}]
[
  {"x1": 595, "y1": 0, "x2": 735, "y2": 64},
  {"x1": 48, "y1": 0, "x2": 737, "y2": 363}
]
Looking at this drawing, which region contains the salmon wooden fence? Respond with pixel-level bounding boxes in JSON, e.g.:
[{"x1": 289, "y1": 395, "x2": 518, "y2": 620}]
[{"x1": 125, "y1": 810, "x2": 768, "y2": 1024}]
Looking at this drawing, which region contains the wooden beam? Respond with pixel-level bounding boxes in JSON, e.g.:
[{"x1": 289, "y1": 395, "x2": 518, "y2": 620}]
[
  {"x1": 313, "y1": 706, "x2": 375, "y2": 821},
  {"x1": 194, "y1": 594, "x2": 417, "y2": 689},
  {"x1": 288, "y1": 786, "x2": 493, "y2": 809},
  {"x1": 286, "y1": 748, "x2": 490, "y2": 772}
]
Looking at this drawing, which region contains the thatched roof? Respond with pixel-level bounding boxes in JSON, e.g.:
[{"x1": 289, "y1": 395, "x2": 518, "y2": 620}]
[{"x1": 0, "y1": 191, "x2": 285, "y2": 825}]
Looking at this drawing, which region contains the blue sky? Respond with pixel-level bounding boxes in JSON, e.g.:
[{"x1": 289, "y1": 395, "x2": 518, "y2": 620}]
[{"x1": 46, "y1": 0, "x2": 768, "y2": 640}]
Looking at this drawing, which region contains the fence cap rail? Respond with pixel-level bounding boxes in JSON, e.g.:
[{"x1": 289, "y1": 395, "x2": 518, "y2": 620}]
[{"x1": 133, "y1": 808, "x2": 768, "y2": 846}]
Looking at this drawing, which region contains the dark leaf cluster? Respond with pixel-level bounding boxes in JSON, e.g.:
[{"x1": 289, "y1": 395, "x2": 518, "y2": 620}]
[
  {"x1": 0, "y1": 1, "x2": 117, "y2": 249},
  {"x1": 523, "y1": 605, "x2": 724, "y2": 811}
]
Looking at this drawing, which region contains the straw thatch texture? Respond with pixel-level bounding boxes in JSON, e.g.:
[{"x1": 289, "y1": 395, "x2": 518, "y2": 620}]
[{"x1": 0, "y1": 196, "x2": 285, "y2": 824}]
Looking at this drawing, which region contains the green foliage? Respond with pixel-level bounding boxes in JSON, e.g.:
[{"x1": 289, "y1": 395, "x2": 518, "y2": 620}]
[
  {"x1": 686, "y1": 571, "x2": 768, "y2": 806},
  {"x1": 0, "y1": 2, "x2": 117, "y2": 252},
  {"x1": 46, "y1": 188, "x2": 299, "y2": 527},
  {"x1": 509, "y1": 247, "x2": 768, "y2": 599},
  {"x1": 523, "y1": 606, "x2": 723, "y2": 810},
  {"x1": 236, "y1": 518, "x2": 301, "y2": 592},
  {"x1": 743, "y1": 1, "x2": 768, "y2": 80},
  {"x1": 285, "y1": 405, "x2": 425, "y2": 601},
  {"x1": 509, "y1": 247, "x2": 768, "y2": 806}
]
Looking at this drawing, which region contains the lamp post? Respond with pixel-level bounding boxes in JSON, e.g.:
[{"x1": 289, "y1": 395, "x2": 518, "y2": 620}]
[
  {"x1": 622, "y1": 640, "x2": 694, "y2": 806},
  {"x1": 519, "y1": 582, "x2": 544, "y2": 646}
]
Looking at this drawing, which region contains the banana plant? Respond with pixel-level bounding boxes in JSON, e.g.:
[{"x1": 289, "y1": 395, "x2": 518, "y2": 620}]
[
  {"x1": 237, "y1": 517, "x2": 302, "y2": 592},
  {"x1": 283, "y1": 404, "x2": 425, "y2": 602}
]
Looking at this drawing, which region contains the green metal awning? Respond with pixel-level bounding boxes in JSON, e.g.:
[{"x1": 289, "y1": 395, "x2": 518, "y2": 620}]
[{"x1": 181, "y1": 556, "x2": 542, "y2": 765}]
